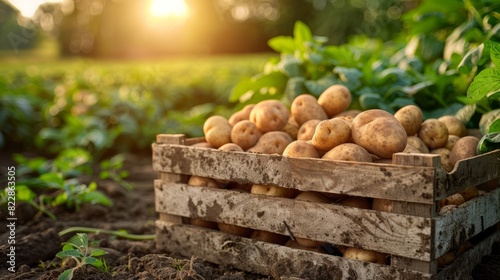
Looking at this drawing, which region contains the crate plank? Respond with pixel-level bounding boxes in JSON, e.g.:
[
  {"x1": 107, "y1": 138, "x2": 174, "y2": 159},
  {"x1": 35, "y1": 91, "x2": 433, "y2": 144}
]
[
  {"x1": 155, "y1": 221, "x2": 432, "y2": 280},
  {"x1": 155, "y1": 180, "x2": 433, "y2": 261},
  {"x1": 436, "y1": 229, "x2": 500, "y2": 280},
  {"x1": 434, "y1": 187, "x2": 500, "y2": 258},
  {"x1": 152, "y1": 144, "x2": 436, "y2": 204}
]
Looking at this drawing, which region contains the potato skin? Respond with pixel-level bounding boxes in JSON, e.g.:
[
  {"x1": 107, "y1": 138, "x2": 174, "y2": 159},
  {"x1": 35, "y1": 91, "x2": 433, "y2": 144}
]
[
  {"x1": 203, "y1": 115, "x2": 232, "y2": 148},
  {"x1": 438, "y1": 115, "x2": 467, "y2": 137},
  {"x1": 418, "y1": 119, "x2": 449, "y2": 149},
  {"x1": 351, "y1": 109, "x2": 407, "y2": 159},
  {"x1": 343, "y1": 247, "x2": 387, "y2": 264},
  {"x1": 445, "y1": 135, "x2": 460, "y2": 151},
  {"x1": 317, "y1": 84, "x2": 352, "y2": 117},
  {"x1": 407, "y1": 136, "x2": 430, "y2": 153},
  {"x1": 431, "y1": 148, "x2": 453, "y2": 172},
  {"x1": 231, "y1": 120, "x2": 262, "y2": 150},
  {"x1": 297, "y1": 119, "x2": 321, "y2": 141},
  {"x1": 247, "y1": 131, "x2": 293, "y2": 154},
  {"x1": 283, "y1": 140, "x2": 321, "y2": 158},
  {"x1": 291, "y1": 94, "x2": 328, "y2": 126},
  {"x1": 249, "y1": 100, "x2": 290, "y2": 133},
  {"x1": 394, "y1": 105, "x2": 423, "y2": 136},
  {"x1": 228, "y1": 104, "x2": 255, "y2": 126},
  {"x1": 322, "y1": 143, "x2": 372, "y2": 163},
  {"x1": 312, "y1": 118, "x2": 351, "y2": 152},
  {"x1": 449, "y1": 136, "x2": 479, "y2": 167}
]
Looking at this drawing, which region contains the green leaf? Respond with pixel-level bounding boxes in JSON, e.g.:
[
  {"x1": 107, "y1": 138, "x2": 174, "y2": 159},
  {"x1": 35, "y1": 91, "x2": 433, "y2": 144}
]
[
  {"x1": 477, "y1": 132, "x2": 500, "y2": 154},
  {"x1": 479, "y1": 109, "x2": 500, "y2": 135},
  {"x1": 285, "y1": 77, "x2": 307, "y2": 102},
  {"x1": 359, "y1": 93, "x2": 382, "y2": 110},
  {"x1": 56, "y1": 249, "x2": 83, "y2": 259},
  {"x1": 489, "y1": 119, "x2": 500, "y2": 133},
  {"x1": 458, "y1": 44, "x2": 483, "y2": 74},
  {"x1": 83, "y1": 257, "x2": 102, "y2": 268},
  {"x1": 467, "y1": 68, "x2": 500, "y2": 101},
  {"x1": 15, "y1": 185, "x2": 36, "y2": 202},
  {"x1": 279, "y1": 56, "x2": 303, "y2": 77},
  {"x1": 333, "y1": 67, "x2": 363, "y2": 90},
  {"x1": 90, "y1": 249, "x2": 108, "y2": 257},
  {"x1": 229, "y1": 72, "x2": 287, "y2": 103},
  {"x1": 293, "y1": 21, "x2": 313, "y2": 46},
  {"x1": 58, "y1": 268, "x2": 75, "y2": 280},
  {"x1": 268, "y1": 36, "x2": 295, "y2": 53},
  {"x1": 82, "y1": 191, "x2": 112, "y2": 207},
  {"x1": 39, "y1": 172, "x2": 65, "y2": 188},
  {"x1": 454, "y1": 104, "x2": 476, "y2": 123},
  {"x1": 490, "y1": 41, "x2": 500, "y2": 66}
]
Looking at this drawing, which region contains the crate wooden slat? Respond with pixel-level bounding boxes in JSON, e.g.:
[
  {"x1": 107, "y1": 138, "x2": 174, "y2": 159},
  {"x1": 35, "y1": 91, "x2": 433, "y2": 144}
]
[
  {"x1": 155, "y1": 180, "x2": 432, "y2": 261},
  {"x1": 153, "y1": 134, "x2": 500, "y2": 279},
  {"x1": 153, "y1": 144, "x2": 437, "y2": 204},
  {"x1": 155, "y1": 221, "x2": 432, "y2": 280}
]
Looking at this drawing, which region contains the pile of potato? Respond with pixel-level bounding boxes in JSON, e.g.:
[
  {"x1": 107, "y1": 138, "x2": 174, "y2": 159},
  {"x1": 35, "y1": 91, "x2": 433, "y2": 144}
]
[{"x1": 192, "y1": 84, "x2": 492, "y2": 264}]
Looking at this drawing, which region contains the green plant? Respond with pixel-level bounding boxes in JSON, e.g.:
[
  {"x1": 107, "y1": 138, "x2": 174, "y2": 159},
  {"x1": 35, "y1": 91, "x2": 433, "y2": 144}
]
[
  {"x1": 56, "y1": 233, "x2": 108, "y2": 280},
  {"x1": 99, "y1": 154, "x2": 133, "y2": 191},
  {"x1": 59, "y1": 226, "x2": 155, "y2": 241}
]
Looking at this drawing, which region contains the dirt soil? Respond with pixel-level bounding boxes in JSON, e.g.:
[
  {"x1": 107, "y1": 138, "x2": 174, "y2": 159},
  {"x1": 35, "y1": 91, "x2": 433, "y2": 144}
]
[{"x1": 0, "y1": 153, "x2": 499, "y2": 280}]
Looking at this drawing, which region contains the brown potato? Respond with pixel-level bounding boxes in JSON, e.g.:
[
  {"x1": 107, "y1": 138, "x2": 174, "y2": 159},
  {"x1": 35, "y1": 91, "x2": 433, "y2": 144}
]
[
  {"x1": 250, "y1": 184, "x2": 297, "y2": 198},
  {"x1": 295, "y1": 191, "x2": 333, "y2": 204},
  {"x1": 403, "y1": 144, "x2": 423, "y2": 154},
  {"x1": 343, "y1": 247, "x2": 387, "y2": 264},
  {"x1": 394, "y1": 105, "x2": 423, "y2": 136},
  {"x1": 247, "y1": 131, "x2": 292, "y2": 154},
  {"x1": 459, "y1": 186, "x2": 479, "y2": 201},
  {"x1": 351, "y1": 109, "x2": 407, "y2": 159},
  {"x1": 449, "y1": 136, "x2": 479, "y2": 168},
  {"x1": 333, "y1": 115, "x2": 354, "y2": 128},
  {"x1": 438, "y1": 193, "x2": 465, "y2": 210},
  {"x1": 335, "y1": 109, "x2": 361, "y2": 118},
  {"x1": 228, "y1": 104, "x2": 255, "y2": 126},
  {"x1": 291, "y1": 94, "x2": 328, "y2": 126},
  {"x1": 205, "y1": 124, "x2": 232, "y2": 149},
  {"x1": 322, "y1": 143, "x2": 372, "y2": 163},
  {"x1": 311, "y1": 118, "x2": 351, "y2": 151},
  {"x1": 190, "y1": 142, "x2": 214, "y2": 149},
  {"x1": 418, "y1": 119, "x2": 449, "y2": 149},
  {"x1": 230, "y1": 120, "x2": 262, "y2": 150},
  {"x1": 445, "y1": 135, "x2": 460, "y2": 151},
  {"x1": 438, "y1": 115, "x2": 467, "y2": 137},
  {"x1": 431, "y1": 148, "x2": 453, "y2": 172},
  {"x1": 249, "y1": 100, "x2": 290, "y2": 133},
  {"x1": 282, "y1": 140, "x2": 321, "y2": 158},
  {"x1": 317, "y1": 84, "x2": 352, "y2": 117},
  {"x1": 407, "y1": 136, "x2": 430, "y2": 153},
  {"x1": 297, "y1": 119, "x2": 321, "y2": 141},
  {"x1": 188, "y1": 176, "x2": 222, "y2": 188},
  {"x1": 219, "y1": 143, "x2": 244, "y2": 152},
  {"x1": 203, "y1": 115, "x2": 228, "y2": 134},
  {"x1": 281, "y1": 116, "x2": 300, "y2": 140},
  {"x1": 372, "y1": 198, "x2": 393, "y2": 212},
  {"x1": 285, "y1": 239, "x2": 327, "y2": 253}
]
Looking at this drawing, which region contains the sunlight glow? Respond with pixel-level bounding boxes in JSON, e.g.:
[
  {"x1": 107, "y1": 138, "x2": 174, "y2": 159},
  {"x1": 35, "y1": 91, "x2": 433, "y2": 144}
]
[
  {"x1": 8, "y1": 0, "x2": 62, "y2": 18},
  {"x1": 149, "y1": 0, "x2": 188, "y2": 18}
]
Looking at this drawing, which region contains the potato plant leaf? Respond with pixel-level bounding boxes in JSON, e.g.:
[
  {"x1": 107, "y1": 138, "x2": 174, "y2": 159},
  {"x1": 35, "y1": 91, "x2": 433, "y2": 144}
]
[
  {"x1": 477, "y1": 132, "x2": 500, "y2": 154},
  {"x1": 467, "y1": 67, "x2": 500, "y2": 101}
]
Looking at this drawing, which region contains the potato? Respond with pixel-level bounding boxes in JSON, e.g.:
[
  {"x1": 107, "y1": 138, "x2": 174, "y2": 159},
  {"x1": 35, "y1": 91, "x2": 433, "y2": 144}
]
[
  {"x1": 191, "y1": 142, "x2": 214, "y2": 149},
  {"x1": 431, "y1": 148, "x2": 453, "y2": 172},
  {"x1": 407, "y1": 136, "x2": 430, "y2": 153},
  {"x1": 251, "y1": 230, "x2": 289, "y2": 245},
  {"x1": 295, "y1": 191, "x2": 333, "y2": 204},
  {"x1": 188, "y1": 176, "x2": 223, "y2": 188},
  {"x1": 459, "y1": 186, "x2": 479, "y2": 201},
  {"x1": 438, "y1": 115, "x2": 467, "y2": 137},
  {"x1": 418, "y1": 118, "x2": 449, "y2": 149},
  {"x1": 372, "y1": 198, "x2": 393, "y2": 212},
  {"x1": 249, "y1": 100, "x2": 290, "y2": 133},
  {"x1": 203, "y1": 115, "x2": 232, "y2": 148},
  {"x1": 250, "y1": 184, "x2": 297, "y2": 198},
  {"x1": 282, "y1": 140, "x2": 321, "y2": 158},
  {"x1": 335, "y1": 109, "x2": 361, "y2": 118},
  {"x1": 333, "y1": 115, "x2": 354, "y2": 128},
  {"x1": 351, "y1": 109, "x2": 407, "y2": 159},
  {"x1": 230, "y1": 120, "x2": 262, "y2": 150},
  {"x1": 311, "y1": 118, "x2": 351, "y2": 151},
  {"x1": 403, "y1": 144, "x2": 423, "y2": 154},
  {"x1": 317, "y1": 84, "x2": 352, "y2": 117},
  {"x1": 343, "y1": 247, "x2": 387, "y2": 264},
  {"x1": 438, "y1": 193, "x2": 465, "y2": 210},
  {"x1": 219, "y1": 143, "x2": 244, "y2": 152},
  {"x1": 437, "y1": 250, "x2": 455, "y2": 268},
  {"x1": 445, "y1": 135, "x2": 460, "y2": 151},
  {"x1": 322, "y1": 143, "x2": 372, "y2": 163},
  {"x1": 281, "y1": 116, "x2": 299, "y2": 140},
  {"x1": 438, "y1": 204, "x2": 457, "y2": 215},
  {"x1": 291, "y1": 94, "x2": 328, "y2": 126},
  {"x1": 297, "y1": 119, "x2": 321, "y2": 141},
  {"x1": 394, "y1": 105, "x2": 423, "y2": 136},
  {"x1": 247, "y1": 131, "x2": 292, "y2": 154},
  {"x1": 449, "y1": 136, "x2": 479, "y2": 168},
  {"x1": 228, "y1": 104, "x2": 255, "y2": 126},
  {"x1": 338, "y1": 196, "x2": 371, "y2": 209},
  {"x1": 285, "y1": 239, "x2": 327, "y2": 253}
]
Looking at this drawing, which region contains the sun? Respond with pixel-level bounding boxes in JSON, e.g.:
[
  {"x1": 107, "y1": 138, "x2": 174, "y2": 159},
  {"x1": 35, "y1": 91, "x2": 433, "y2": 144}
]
[{"x1": 149, "y1": 0, "x2": 189, "y2": 18}]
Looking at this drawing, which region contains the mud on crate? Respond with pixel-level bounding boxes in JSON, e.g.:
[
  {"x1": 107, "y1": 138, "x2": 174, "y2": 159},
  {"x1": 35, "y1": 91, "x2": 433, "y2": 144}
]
[{"x1": 152, "y1": 134, "x2": 500, "y2": 280}]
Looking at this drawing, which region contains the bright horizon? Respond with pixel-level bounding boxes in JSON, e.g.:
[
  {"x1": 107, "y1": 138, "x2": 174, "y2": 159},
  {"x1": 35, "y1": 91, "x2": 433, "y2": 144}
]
[{"x1": 8, "y1": 0, "x2": 62, "y2": 18}]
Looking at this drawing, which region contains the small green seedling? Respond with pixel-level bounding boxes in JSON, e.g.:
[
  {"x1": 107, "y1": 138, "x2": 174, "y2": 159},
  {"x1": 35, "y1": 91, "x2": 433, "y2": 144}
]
[{"x1": 56, "y1": 233, "x2": 108, "y2": 280}]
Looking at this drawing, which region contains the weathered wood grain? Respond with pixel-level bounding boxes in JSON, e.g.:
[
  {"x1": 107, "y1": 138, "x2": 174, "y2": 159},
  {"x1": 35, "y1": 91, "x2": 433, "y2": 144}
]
[
  {"x1": 155, "y1": 180, "x2": 432, "y2": 261},
  {"x1": 434, "y1": 187, "x2": 500, "y2": 258},
  {"x1": 155, "y1": 221, "x2": 432, "y2": 280},
  {"x1": 152, "y1": 144, "x2": 436, "y2": 204}
]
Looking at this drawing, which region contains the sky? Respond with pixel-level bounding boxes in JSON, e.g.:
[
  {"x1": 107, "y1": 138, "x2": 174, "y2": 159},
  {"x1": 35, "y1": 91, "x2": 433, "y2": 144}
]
[{"x1": 8, "y1": 0, "x2": 62, "y2": 18}]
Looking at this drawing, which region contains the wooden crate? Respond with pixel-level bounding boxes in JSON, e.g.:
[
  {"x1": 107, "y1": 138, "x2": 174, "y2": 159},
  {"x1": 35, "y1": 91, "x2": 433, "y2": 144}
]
[{"x1": 152, "y1": 134, "x2": 500, "y2": 279}]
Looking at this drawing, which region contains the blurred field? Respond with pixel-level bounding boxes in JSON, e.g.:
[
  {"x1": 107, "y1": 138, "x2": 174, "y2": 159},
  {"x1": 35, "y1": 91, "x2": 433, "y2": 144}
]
[{"x1": 0, "y1": 52, "x2": 273, "y2": 156}]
